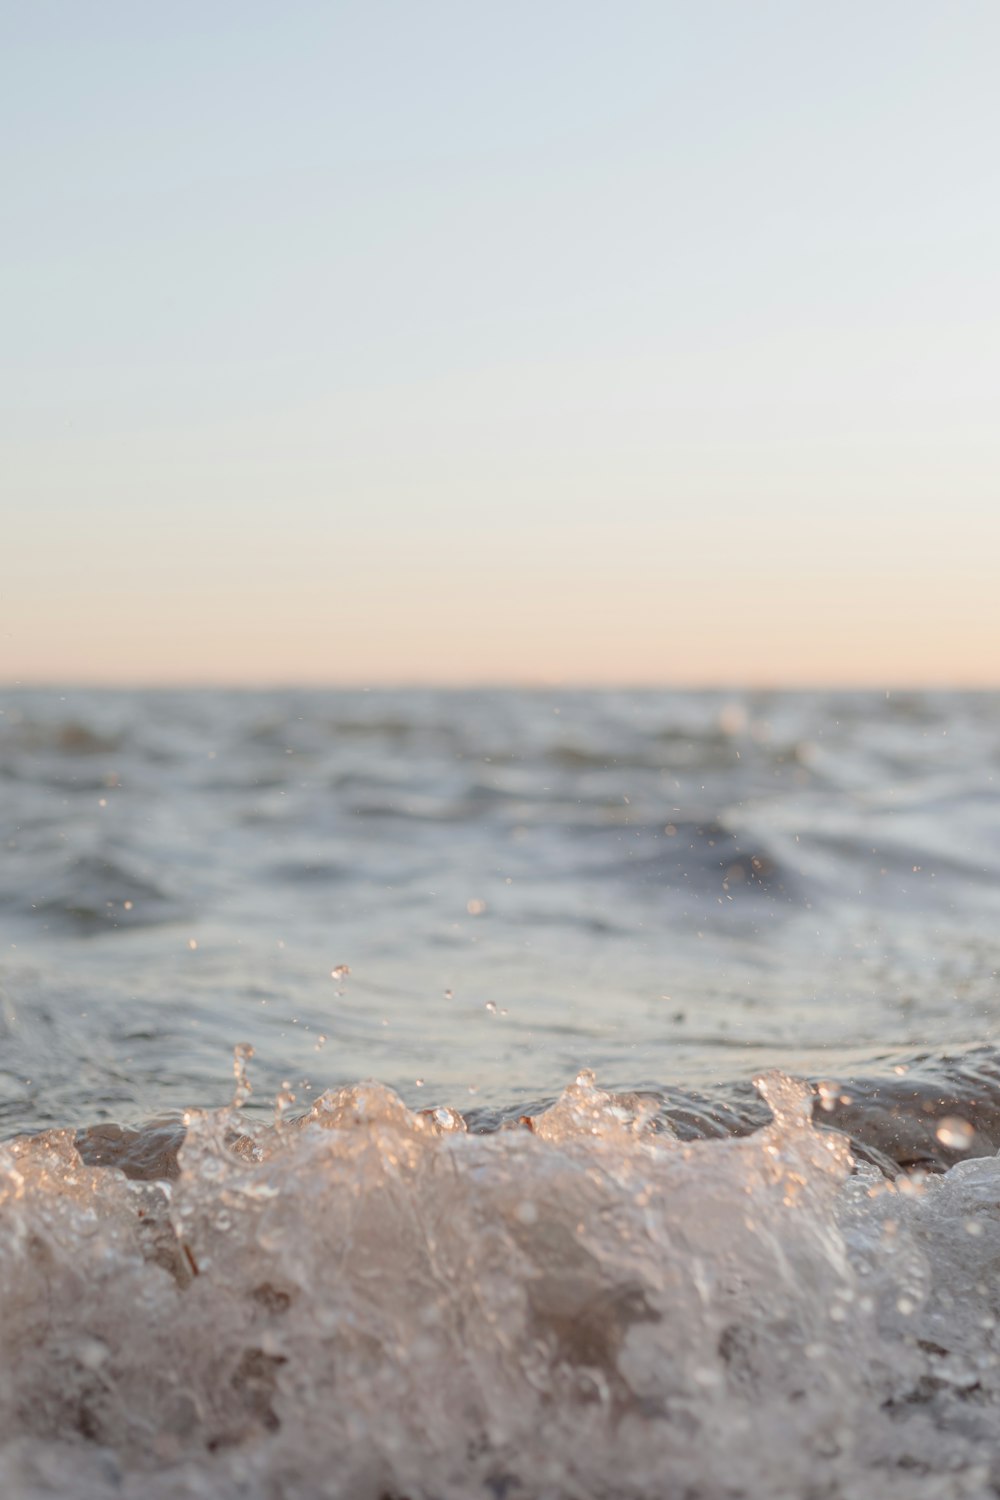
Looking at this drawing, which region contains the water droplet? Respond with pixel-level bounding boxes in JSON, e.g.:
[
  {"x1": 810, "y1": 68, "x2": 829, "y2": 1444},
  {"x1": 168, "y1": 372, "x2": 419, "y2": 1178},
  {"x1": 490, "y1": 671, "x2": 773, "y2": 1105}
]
[
  {"x1": 484, "y1": 1001, "x2": 497, "y2": 1016},
  {"x1": 936, "y1": 1116, "x2": 975, "y2": 1151},
  {"x1": 232, "y1": 1042, "x2": 254, "y2": 1106}
]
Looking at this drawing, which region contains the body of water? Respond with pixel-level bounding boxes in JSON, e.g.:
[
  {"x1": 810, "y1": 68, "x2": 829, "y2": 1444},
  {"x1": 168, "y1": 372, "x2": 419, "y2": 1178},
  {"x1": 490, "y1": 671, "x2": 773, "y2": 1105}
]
[{"x1": 3, "y1": 687, "x2": 1000, "y2": 1498}]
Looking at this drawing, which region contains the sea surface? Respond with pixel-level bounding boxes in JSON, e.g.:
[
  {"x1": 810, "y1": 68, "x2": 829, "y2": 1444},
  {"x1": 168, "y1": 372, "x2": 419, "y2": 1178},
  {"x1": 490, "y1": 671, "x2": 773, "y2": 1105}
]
[{"x1": 3, "y1": 687, "x2": 1000, "y2": 1499}]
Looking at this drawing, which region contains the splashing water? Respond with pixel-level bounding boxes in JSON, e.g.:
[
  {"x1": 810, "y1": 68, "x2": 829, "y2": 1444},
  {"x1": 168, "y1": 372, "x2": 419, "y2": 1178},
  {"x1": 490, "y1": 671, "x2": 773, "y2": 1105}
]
[
  {"x1": 232, "y1": 1043, "x2": 255, "y2": 1109},
  {"x1": 4, "y1": 1067, "x2": 1000, "y2": 1499}
]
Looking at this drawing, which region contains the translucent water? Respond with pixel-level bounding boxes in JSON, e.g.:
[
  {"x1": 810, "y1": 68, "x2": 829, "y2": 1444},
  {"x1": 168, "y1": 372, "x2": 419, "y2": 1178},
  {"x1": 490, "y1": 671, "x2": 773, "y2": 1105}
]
[
  {"x1": 3, "y1": 688, "x2": 1000, "y2": 1496},
  {"x1": 4, "y1": 1071, "x2": 1000, "y2": 1499}
]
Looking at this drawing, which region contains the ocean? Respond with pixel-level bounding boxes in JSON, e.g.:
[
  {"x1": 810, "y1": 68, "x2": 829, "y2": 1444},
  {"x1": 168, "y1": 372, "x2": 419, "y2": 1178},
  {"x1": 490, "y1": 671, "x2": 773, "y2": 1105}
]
[{"x1": 3, "y1": 686, "x2": 1000, "y2": 1498}]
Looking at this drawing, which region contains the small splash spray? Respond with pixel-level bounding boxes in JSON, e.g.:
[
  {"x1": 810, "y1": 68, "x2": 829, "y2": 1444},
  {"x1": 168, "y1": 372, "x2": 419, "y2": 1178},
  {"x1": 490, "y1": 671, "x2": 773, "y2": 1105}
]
[
  {"x1": 232, "y1": 1042, "x2": 254, "y2": 1108},
  {"x1": 754, "y1": 1070, "x2": 814, "y2": 1128},
  {"x1": 275, "y1": 1081, "x2": 296, "y2": 1127}
]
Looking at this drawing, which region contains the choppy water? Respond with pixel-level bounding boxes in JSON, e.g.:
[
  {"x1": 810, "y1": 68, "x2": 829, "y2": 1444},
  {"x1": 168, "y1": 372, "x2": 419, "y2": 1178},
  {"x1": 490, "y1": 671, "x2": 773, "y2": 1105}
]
[{"x1": 3, "y1": 687, "x2": 1000, "y2": 1498}]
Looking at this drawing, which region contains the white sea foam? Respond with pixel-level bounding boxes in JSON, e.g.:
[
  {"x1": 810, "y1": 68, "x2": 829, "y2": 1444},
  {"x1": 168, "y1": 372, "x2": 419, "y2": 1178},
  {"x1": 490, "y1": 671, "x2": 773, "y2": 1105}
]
[{"x1": 3, "y1": 1071, "x2": 1000, "y2": 1498}]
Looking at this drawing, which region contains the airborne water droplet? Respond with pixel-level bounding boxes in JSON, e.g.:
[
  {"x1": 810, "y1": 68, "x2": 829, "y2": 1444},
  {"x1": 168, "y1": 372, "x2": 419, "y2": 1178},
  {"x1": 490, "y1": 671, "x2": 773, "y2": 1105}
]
[
  {"x1": 275, "y1": 1083, "x2": 296, "y2": 1124},
  {"x1": 936, "y1": 1116, "x2": 975, "y2": 1151},
  {"x1": 232, "y1": 1042, "x2": 254, "y2": 1107}
]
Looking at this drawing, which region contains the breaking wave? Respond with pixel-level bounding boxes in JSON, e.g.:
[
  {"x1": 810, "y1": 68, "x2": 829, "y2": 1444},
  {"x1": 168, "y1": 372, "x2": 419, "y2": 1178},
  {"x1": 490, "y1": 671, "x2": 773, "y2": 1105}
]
[{"x1": 5, "y1": 1064, "x2": 1000, "y2": 1499}]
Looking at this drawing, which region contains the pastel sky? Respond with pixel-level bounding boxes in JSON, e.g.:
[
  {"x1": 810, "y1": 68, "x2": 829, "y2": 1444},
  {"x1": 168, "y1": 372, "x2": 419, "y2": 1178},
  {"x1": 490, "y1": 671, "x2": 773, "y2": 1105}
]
[{"x1": 4, "y1": 1, "x2": 999, "y2": 686}]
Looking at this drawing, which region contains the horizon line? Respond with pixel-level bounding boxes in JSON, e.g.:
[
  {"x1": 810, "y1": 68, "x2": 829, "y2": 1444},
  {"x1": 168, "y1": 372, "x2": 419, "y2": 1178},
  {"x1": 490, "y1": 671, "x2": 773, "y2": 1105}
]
[{"x1": 2, "y1": 678, "x2": 999, "y2": 695}]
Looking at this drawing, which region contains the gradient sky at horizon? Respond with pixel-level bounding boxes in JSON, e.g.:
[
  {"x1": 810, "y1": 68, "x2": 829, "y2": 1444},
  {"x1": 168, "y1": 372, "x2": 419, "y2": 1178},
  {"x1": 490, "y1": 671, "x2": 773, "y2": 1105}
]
[{"x1": 4, "y1": 1, "x2": 1000, "y2": 686}]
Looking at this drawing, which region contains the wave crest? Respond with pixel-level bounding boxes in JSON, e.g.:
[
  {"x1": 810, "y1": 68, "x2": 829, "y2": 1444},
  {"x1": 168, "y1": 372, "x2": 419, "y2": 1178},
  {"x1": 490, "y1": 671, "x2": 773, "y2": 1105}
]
[{"x1": 10, "y1": 1071, "x2": 999, "y2": 1497}]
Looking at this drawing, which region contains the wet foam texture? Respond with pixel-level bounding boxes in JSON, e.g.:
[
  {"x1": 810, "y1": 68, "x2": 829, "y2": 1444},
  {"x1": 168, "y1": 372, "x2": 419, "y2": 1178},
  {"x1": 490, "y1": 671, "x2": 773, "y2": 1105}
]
[{"x1": 3, "y1": 1072, "x2": 1000, "y2": 1499}]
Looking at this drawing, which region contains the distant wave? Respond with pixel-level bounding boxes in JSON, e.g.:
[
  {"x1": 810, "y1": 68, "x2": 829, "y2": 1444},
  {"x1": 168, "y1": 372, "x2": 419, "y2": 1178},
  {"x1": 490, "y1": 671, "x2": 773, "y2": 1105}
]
[{"x1": 16, "y1": 852, "x2": 179, "y2": 928}]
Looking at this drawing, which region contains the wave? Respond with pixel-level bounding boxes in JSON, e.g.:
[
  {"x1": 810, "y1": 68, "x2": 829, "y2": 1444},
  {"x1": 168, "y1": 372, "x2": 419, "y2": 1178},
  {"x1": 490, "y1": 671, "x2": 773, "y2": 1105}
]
[
  {"x1": 3, "y1": 1058, "x2": 1000, "y2": 1497},
  {"x1": 19, "y1": 852, "x2": 178, "y2": 929},
  {"x1": 0, "y1": 718, "x2": 125, "y2": 756},
  {"x1": 74, "y1": 1049, "x2": 1000, "y2": 1182}
]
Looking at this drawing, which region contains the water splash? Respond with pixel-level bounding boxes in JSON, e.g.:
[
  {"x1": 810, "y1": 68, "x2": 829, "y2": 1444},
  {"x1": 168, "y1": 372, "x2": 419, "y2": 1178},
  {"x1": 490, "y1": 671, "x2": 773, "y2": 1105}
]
[
  {"x1": 232, "y1": 1042, "x2": 254, "y2": 1108},
  {"x1": 10, "y1": 1067, "x2": 1000, "y2": 1496}
]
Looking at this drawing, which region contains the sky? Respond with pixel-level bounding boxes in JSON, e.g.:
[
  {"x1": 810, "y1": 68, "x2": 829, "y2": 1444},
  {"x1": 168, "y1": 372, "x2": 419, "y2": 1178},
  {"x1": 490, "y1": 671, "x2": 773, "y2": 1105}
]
[{"x1": 3, "y1": 1, "x2": 999, "y2": 686}]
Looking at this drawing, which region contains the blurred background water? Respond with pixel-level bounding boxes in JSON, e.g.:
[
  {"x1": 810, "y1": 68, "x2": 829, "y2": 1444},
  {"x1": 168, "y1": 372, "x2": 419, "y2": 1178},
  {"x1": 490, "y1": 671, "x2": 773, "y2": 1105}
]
[{"x1": 2, "y1": 687, "x2": 999, "y2": 1134}]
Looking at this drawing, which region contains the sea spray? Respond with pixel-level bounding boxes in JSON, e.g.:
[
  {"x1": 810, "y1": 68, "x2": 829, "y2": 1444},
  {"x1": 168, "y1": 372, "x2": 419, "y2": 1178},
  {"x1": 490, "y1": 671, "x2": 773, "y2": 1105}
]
[{"x1": 6, "y1": 1069, "x2": 1000, "y2": 1498}]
